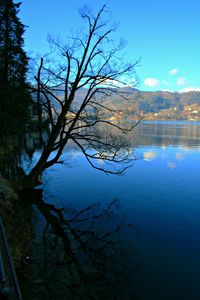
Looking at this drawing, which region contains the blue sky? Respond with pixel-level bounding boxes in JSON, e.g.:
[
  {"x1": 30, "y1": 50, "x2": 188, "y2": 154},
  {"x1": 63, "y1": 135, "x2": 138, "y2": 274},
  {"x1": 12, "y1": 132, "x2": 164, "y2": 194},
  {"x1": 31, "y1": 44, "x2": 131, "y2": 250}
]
[{"x1": 19, "y1": 0, "x2": 200, "y2": 92}]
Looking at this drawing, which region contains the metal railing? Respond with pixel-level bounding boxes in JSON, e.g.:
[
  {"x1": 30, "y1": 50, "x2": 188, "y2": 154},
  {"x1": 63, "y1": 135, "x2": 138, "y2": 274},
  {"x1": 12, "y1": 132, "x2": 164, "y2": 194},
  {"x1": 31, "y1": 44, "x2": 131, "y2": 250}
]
[{"x1": 0, "y1": 217, "x2": 22, "y2": 300}]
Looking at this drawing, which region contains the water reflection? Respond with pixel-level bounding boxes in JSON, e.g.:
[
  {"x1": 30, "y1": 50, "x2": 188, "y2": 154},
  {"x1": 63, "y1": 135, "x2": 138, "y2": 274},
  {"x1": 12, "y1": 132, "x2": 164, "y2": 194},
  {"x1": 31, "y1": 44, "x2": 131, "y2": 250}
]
[
  {"x1": 20, "y1": 191, "x2": 136, "y2": 300},
  {"x1": 131, "y1": 121, "x2": 200, "y2": 148},
  {"x1": 143, "y1": 151, "x2": 158, "y2": 161},
  {"x1": 38, "y1": 121, "x2": 200, "y2": 300},
  {"x1": 0, "y1": 123, "x2": 137, "y2": 299},
  {"x1": 0, "y1": 123, "x2": 50, "y2": 182},
  {"x1": 61, "y1": 121, "x2": 200, "y2": 154},
  {"x1": 1, "y1": 121, "x2": 200, "y2": 299}
]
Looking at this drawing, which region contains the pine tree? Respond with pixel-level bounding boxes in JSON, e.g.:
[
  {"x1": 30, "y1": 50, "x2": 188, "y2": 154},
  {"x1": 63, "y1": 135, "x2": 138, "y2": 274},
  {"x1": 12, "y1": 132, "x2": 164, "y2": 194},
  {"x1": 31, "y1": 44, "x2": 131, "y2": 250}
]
[{"x1": 0, "y1": 0, "x2": 29, "y2": 134}]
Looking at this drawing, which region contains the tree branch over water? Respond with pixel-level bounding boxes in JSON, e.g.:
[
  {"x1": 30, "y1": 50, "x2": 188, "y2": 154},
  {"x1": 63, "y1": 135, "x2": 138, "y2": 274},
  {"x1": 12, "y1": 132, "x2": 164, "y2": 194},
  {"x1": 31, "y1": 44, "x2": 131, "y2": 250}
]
[{"x1": 25, "y1": 5, "x2": 139, "y2": 187}]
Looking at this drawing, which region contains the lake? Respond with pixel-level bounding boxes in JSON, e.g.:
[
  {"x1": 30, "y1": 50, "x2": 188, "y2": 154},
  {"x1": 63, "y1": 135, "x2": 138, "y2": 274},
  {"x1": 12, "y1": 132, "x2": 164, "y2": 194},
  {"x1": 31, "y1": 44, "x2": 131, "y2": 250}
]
[{"x1": 28, "y1": 121, "x2": 200, "y2": 299}]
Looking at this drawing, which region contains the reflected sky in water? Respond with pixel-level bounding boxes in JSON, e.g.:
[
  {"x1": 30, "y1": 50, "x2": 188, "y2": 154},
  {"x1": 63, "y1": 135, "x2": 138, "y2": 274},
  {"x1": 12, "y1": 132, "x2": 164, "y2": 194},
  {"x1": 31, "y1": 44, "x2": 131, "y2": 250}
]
[{"x1": 31, "y1": 121, "x2": 200, "y2": 299}]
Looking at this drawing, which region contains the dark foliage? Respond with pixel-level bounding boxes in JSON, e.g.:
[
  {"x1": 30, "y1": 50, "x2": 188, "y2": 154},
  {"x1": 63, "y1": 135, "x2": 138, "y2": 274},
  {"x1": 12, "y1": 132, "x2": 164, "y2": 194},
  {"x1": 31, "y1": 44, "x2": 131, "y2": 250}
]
[{"x1": 0, "y1": 0, "x2": 30, "y2": 135}]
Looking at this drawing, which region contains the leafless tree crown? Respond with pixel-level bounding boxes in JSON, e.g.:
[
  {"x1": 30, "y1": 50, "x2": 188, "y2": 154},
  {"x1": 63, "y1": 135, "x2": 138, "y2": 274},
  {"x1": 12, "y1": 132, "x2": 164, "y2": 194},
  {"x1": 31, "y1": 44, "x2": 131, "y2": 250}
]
[{"x1": 27, "y1": 5, "x2": 139, "y2": 185}]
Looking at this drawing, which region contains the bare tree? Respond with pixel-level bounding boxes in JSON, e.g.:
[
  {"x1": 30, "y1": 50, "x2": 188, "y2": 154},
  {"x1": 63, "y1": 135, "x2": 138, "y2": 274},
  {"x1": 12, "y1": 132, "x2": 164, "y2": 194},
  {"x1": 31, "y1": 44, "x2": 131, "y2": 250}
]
[{"x1": 25, "y1": 5, "x2": 139, "y2": 188}]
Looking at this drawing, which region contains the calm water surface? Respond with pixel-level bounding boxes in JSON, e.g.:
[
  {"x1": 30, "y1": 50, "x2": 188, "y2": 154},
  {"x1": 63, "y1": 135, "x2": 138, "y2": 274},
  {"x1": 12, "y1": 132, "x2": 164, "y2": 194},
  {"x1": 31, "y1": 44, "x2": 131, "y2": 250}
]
[{"x1": 37, "y1": 121, "x2": 200, "y2": 299}]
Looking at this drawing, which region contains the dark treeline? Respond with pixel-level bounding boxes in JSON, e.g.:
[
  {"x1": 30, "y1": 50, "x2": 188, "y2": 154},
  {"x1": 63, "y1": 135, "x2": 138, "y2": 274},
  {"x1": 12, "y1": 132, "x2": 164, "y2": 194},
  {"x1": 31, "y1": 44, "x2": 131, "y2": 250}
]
[{"x1": 0, "y1": 0, "x2": 30, "y2": 135}]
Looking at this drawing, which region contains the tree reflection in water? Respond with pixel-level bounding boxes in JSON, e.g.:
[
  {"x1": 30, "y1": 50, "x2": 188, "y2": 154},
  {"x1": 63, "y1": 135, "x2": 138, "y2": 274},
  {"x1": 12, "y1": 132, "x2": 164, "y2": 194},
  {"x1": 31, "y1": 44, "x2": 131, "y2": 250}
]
[
  {"x1": 0, "y1": 125, "x2": 137, "y2": 299},
  {"x1": 22, "y1": 190, "x2": 137, "y2": 300}
]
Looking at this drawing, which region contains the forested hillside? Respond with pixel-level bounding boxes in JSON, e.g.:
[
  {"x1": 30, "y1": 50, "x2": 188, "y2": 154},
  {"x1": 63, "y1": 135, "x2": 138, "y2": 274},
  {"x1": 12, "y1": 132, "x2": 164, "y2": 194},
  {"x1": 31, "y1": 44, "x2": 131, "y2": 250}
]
[{"x1": 96, "y1": 88, "x2": 200, "y2": 120}]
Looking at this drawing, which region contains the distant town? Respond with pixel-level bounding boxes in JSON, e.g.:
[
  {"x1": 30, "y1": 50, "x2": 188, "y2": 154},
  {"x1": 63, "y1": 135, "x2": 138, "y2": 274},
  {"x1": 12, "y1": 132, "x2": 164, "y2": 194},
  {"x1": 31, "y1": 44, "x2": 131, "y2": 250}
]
[
  {"x1": 96, "y1": 89, "x2": 200, "y2": 121},
  {"x1": 139, "y1": 104, "x2": 200, "y2": 121}
]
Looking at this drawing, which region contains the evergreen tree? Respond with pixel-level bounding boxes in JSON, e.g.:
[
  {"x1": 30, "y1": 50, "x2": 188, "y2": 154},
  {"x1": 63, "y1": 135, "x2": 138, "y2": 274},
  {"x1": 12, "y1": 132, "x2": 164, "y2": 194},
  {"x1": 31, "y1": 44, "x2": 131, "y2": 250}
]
[{"x1": 0, "y1": 0, "x2": 29, "y2": 134}]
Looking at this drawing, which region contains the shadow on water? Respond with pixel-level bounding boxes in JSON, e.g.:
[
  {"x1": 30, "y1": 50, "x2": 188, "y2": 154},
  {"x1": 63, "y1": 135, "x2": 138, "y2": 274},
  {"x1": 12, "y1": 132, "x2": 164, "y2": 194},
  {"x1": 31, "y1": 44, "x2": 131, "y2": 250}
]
[{"x1": 0, "y1": 124, "x2": 138, "y2": 300}]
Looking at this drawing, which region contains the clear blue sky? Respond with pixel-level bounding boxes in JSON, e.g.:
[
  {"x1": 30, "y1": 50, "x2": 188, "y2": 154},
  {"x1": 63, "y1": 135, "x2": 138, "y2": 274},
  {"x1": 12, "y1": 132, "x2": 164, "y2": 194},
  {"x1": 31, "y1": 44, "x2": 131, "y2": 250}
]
[{"x1": 19, "y1": 0, "x2": 200, "y2": 92}]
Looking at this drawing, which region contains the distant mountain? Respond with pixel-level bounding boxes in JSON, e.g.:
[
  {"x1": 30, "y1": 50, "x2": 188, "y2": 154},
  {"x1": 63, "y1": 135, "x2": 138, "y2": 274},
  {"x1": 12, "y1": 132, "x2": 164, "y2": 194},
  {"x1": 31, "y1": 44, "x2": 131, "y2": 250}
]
[
  {"x1": 97, "y1": 88, "x2": 200, "y2": 120},
  {"x1": 55, "y1": 86, "x2": 200, "y2": 119},
  {"x1": 32, "y1": 84, "x2": 200, "y2": 120}
]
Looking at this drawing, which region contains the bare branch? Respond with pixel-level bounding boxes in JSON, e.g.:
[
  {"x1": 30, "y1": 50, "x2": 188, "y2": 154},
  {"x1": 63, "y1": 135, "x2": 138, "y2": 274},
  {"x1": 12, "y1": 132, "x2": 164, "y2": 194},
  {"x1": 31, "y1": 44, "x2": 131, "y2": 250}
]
[{"x1": 24, "y1": 5, "x2": 139, "y2": 187}]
